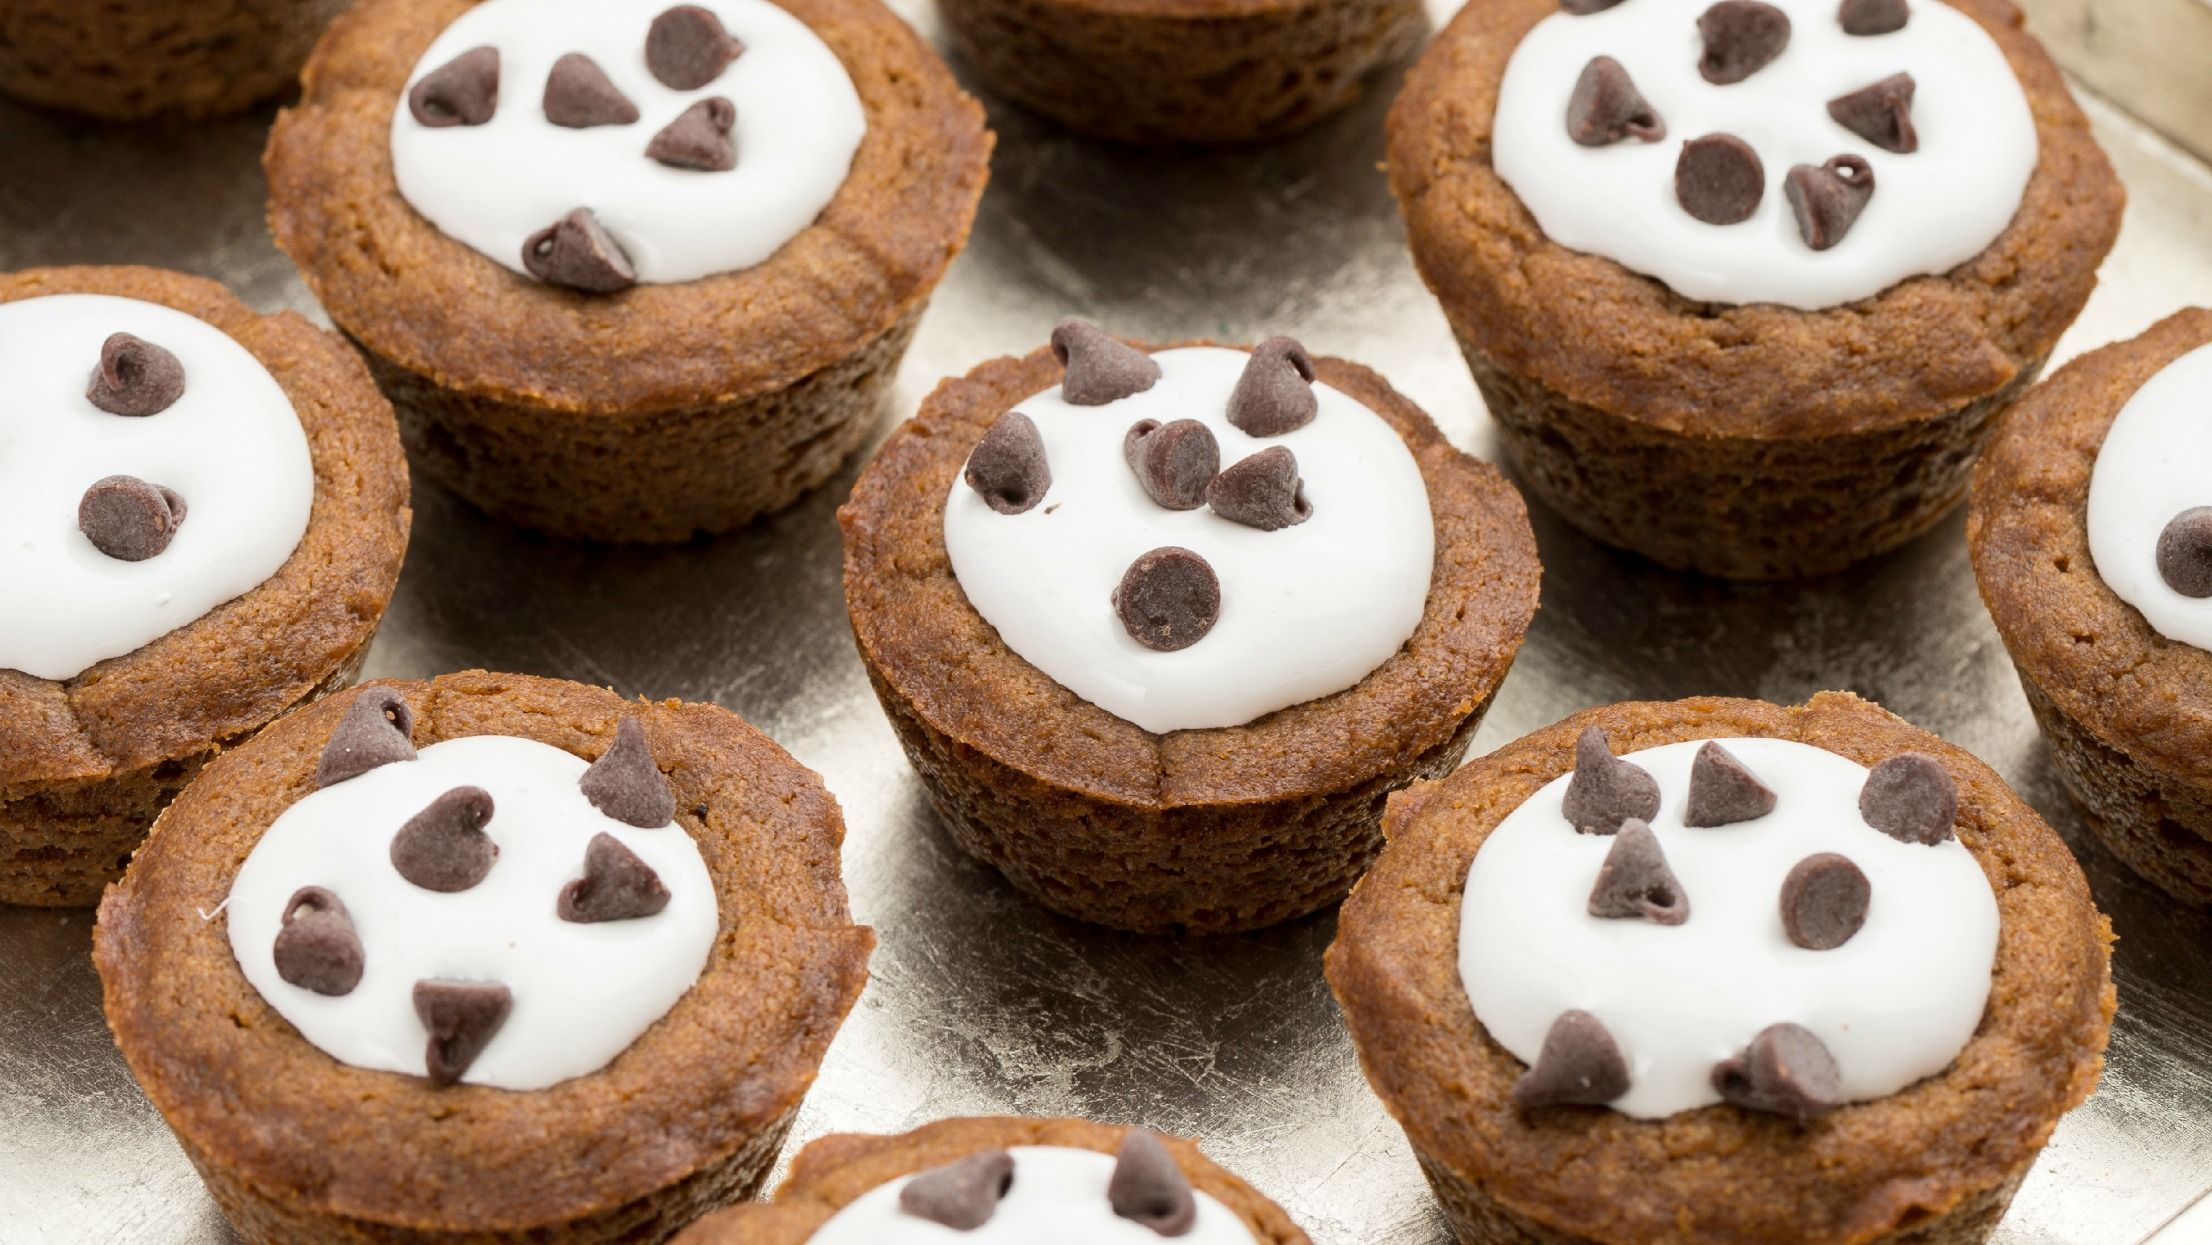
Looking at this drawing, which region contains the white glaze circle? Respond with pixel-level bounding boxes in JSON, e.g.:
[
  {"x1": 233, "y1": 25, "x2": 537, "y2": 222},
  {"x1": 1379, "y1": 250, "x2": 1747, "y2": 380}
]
[
  {"x1": 806, "y1": 1146, "x2": 1259, "y2": 1244},
  {"x1": 390, "y1": 0, "x2": 866, "y2": 285},
  {"x1": 227, "y1": 736, "x2": 717, "y2": 1092},
  {"x1": 0, "y1": 294, "x2": 312, "y2": 683},
  {"x1": 1491, "y1": 0, "x2": 2037, "y2": 309},
  {"x1": 1459, "y1": 737, "x2": 1998, "y2": 1119},
  {"x1": 942, "y1": 347, "x2": 1436, "y2": 736},
  {"x1": 2088, "y1": 342, "x2": 2212, "y2": 650}
]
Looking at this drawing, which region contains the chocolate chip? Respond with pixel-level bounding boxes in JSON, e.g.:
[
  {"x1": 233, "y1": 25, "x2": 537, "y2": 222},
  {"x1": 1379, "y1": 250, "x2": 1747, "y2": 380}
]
[
  {"x1": 272, "y1": 887, "x2": 363, "y2": 997},
  {"x1": 1676, "y1": 134, "x2": 1765, "y2": 225},
  {"x1": 408, "y1": 46, "x2": 499, "y2": 127},
  {"x1": 1779, "y1": 852, "x2": 1870, "y2": 950},
  {"x1": 78, "y1": 476, "x2": 185, "y2": 562},
  {"x1": 1561, "y1": 726, "x2": 1661, "y2": 835},
  {"x1": 413, "y1": 980, "x2": 511, "y2": 1088},
  {"x1": 1786, "y1": 156, "x2": 1876, "y2": 251},
  {"x1": 557, "y1": 832, "x2": 671, "y2": 923},
  {"x1": 1108, "y1": 1129, "x2": 1196, "y2": 1237},
  {"x1": 898, "y1": 1150, "x2": 1015, "y2": 1230},
  {"x1": 1699, "y1": 1, "x2": 1790, "y2": 84},
  {"x1": 1208, "y1": 447, "x2": 1311, "y2": 531},
  {"x1": 1227, "y1": 337, "x2": 1318, "y2": 437},
  {"x1": 1512, "y1": 1010, "x2": 1631, "y2": 1108},
  {"x1": 582, "y1": 716, "x2": 676, "y2": 828},
  {"x1": 86, "y1": 332, "x2": 184, "y2": 416},
  {"x1": 316, "y1": 689, "x2": 417, "y2": 787},
  {"x1": 647, "y1": 5, "x2": 745, "y2": 90},
  {"x1": 1713, "y1": 1023, "x2": 1842, "y2": 1120},
  {"x1": 646, "y1": 97, "x2": 737, "y2": 171},
  {"x1": 1124, "y1": 419, "x2": 1219, "y2": 511},
  {"x1": 1051, "y1": 320, "x2": 1160, "y2": 406},
  {"x1": 1113, "y1": 547, "x2": 1220, "y2": 652},
  {"x1": 1683, "y1": 741, "x2": 1777, "y2": 827},
  {"x1": 1562, "y1": 0, "x2": 1628, "y2": 10},
  {"x1": 2156, "y1": 507, "x2": 2212, "y2": 597},
  {"x1": 522, "y1": 208, "x2": 636, "y2": 294},
  {"x1": 390, "y1": 786, "x2": 498, "y2": 893},
  {"x1": 1567, "y1": 56, "x2": 1665, "y2": 146},
  {"x1": 966, "y1": 411, "x2": 1052, "y2": 515},
  {"x1": 1858, "y1": 752, "x2": 1956, "y2": 845},
  {"x1": 1828, "y1": 73, "x2": 1918, "y2": 154},
  {"x1": 543, "y1": 53, "x2": 638, "y2": 128},
  {"x1": 1839, "y1": 0, "x2": 1908, "y2": 35},
  {"x1": 1588, "y1": 818, "x2": 1690, "y2": 925}
]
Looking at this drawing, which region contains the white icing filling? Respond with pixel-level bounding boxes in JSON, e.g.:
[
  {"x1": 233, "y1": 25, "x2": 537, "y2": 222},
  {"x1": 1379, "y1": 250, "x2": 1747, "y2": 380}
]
[
  {"x1": 1459, "y1": 737, "x2": 1998, "y2": 1119},
  {"x1": 1491, "y1": 0, "x2": 2037, "y2": 309},
  {"x1": 806, "y1": 1146, "x2": 1259, "y2": 1244},
  {"x1": 0, "y1": 294, "x2": 313, "y2": 683},
  {"x1": 390, "y1": 0, "x2": 866, "y2": 285},
  {"x1": 941, "y1": 347, "x2": 1436, "y2": 736},
  {"x1": 226, "y1": 736, "x2": 717, "y2": 1092},
  {"x1": 2088, "y1": 342, "x2": 2212, "y2": 650}
]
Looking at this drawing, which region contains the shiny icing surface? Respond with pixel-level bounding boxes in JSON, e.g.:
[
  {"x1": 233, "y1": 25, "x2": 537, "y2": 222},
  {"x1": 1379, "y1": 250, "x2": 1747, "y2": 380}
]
[
  {"x1": 2088, "y1": 342, "x2": 2212, "y2": 649},
  {"x1": 806, "y1": 1146, "x2": 1259, "y2": 1243}
]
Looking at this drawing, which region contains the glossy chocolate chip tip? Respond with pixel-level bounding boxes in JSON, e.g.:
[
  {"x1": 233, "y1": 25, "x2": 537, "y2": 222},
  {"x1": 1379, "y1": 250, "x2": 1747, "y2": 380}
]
[
  {"x1": 1108, "y1": 1130, "x2": 1197, "y2": 1237},
  {"x1": 1226, "y1": 337, "x2": 1318, "y2": 437},
  {"x1": 2157, "y1": 507, "x2": 2212, "y2": 597},
  {"x1": 1588, "y1": 818, "x2": 1691, "y2": 925},
  {"x1": 582, "y1": 715, "x2": 677, "y2": 828},
  {"x1": 272, "y1": 887, "x2": 365, "y2": 997},
  {"x1": 522, "y1": 207, "x2": 637, "y2": 294},
  {"x1": 967, "y1": 411, "x2": 1053, "y2": 515},
  {"x1": 87, "y1": 332, "x2": 184, "y2": 416},
  {"x1": 1113, "y1": 547, "x2": 1221, "y2": 652},
  {"x1": 1568, "y1": 56, "x2": 1666, "y2": 147},
  {"x1": 316, "y1": 689, "x2": 418, "y2": 788},
  {"x1": 1513, "y1": 1009, "x2": 1632, "y2": 1108},
  {"x1": 409, "y1": 45, "x2": 500, "y2": 128},
  {"x1": 1562, "y1": 726, "x2": 1662, "y2": 835},
  {"x1": 899, "y1": 1150, "x2": 1016, "y2": 1231},
  {"x1": 1052, "y1": 320, "x2": 1161, "y2": 406},
  {"x1": 78, "y1": 475, "x2": 185, "y2": 562}
]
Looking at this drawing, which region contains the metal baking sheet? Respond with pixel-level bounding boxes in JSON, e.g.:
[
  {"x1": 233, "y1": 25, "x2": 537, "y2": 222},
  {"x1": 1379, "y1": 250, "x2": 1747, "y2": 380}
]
[{"x1": 4, "y1": 2, "x2": 2211, "y2": 1240}]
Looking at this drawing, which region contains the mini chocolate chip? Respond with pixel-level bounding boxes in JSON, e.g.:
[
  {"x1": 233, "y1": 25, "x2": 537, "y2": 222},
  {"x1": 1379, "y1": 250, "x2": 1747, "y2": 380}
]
[
  {"x1": 316, "y1": 689, "x2": 417, "y2": 787},
  {"x1": 1699, "y1": 1, "x2": 1790, "y2": 84},
  {"x1": 1227, "y1": 337, "x2": 1318, "y2": 437},
  {"x1": 78, "y1": 476, "x2": 185, "y2": 562},
  {"x1": 543, "y1": 53, "x2": 639, "y2": 128},
  {"x1": 86, "y1": 332, "x2": 184, "y2": 416},
  {"x1": 898, "y1": 1150, "x2": 1015, "y2": 1230},
  {"x1": 272, "y1": 887, "x2": 363, "y2": 997},
  {"x1": 1052, "y1": 320, "x2": 1160, "y2": 406},
  {"x1": 582, "y1": 716, "x2": 676, "y2": 828},
  {"x1": 646, "y1": 5, "x2": 745, "y2": 90},
  {"x1": 966, "y1": 411, "x2": 1052, "y2": 514},
  {"x1": 1839, "y1": 0, "x2": 1909, "y2": 35},
  {"x1": 1683, "y1": 741, "x2": 1777, "y2": 827},
  {"x1": 1676, "y1": 134, "x2": 1765, "y2": 225},
  {"x1": 1108, "y1": 1129, "x2": 1196, "y2": 1237},
  {"x1": 1561, "y1": 726, "x2": 1661, "y2": 835},
  {"x1": 1828, "y1": 73, "x2": 1918, "y2": 154},
  {"x1": 1713, "y1": 1023, "x2": 1842, "y2": 1120},
  {"x1": 1208, "y1": 447, "x2": 1312, "y2": 531},
  {"x1": 646, "y1": 97, "x2": 737, "y2": 171},
  {"x1": 522, "y1": 208, "x2": 636, "y2": 294},
  {"x1": 413, "y1": 980, "x2": 511, "y2": 1088},
  {"x1": 1562, "y1": 0, "x2": 1628, "y2": 10},
  {"x1": 1588, "y1": 818, "x2": 1690, "y2": 925},
  {"x1": 558, "y1": 832, "x2": 671, "y2": 923},
  {"x1": 1512, "y1": 1010, "x2": 1631, "y2": 1108},
  {"x1": 390, "y1": 786, "x2": 498, "y2": 893},
  {"x1": 2156, "y1": 507, "x2": 2212, "y2": 597},
  {"x1": 1859, "y1": 752, "x2": 1956, "y2": 845},
  {"x1": 1567, "y1": 56, "x2": 1665, "y2": 146},
  {"x1": 1786, "y1": 156, "x2": 1876, "y2": 251},
  {"x1": 408, "y1": 46, "x2": 500, "y2": 127},
  {"x1": 1113, "y1": 547, "x2": 1220, "y2": 652},
  {"x1": 1780, "y1": 852, "x2": 1870, "y2": 950},
  {"x1": 1124, "y1": 419, "x2": 1220, "y2": 511}
]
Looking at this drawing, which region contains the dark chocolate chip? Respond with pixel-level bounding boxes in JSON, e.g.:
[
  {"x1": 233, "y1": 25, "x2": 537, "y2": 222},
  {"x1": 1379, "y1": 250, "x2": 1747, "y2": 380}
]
[
  {"x1": 1713, "y1": 1023, "x2": 1843, "y2": 1120},
  {"x1": 1588, "y1": 818, "x2": 1691, "y2": 925},
  {"x1": 78, "y1": 476, "x2": 185, "y2": 562},
  {"x1": 1208, "y1": 447, "x2": 1312, "y2": 532},
  {"x1": 390, "y1": 786, "x2": 498, "y2": 893},
  {"x1": 543, "y1": 53, "x2": 639, "y2": 128},
  {"x1": 1780, "y1": 852, "x2": 1870, "y2": 950},
  {"x1": 582, "y1": 716, "x2": 676, "y2": 828},
  {"x1": 1512, "y1": 1010, "x2": 1631, "y2": 1108},
  {"x1": 1567, "y1": 56, "x2": 1665, "y2": 146},
  {"x1": 86, "y1": 332, "x2": 184, "y2": 416},
  {"x1": 1227, "y1": 337, "x2": 1318, "y2": 437},
  {"x1": 1108, "y1": 1129, "x2": 1196, "y2": 1237},
  {"x1": 1052, "y1": 320, "x2": 1161, "y2": 406},
  {"x1": 408, "y1": 46, "x2": 499, "y2": 127},
  {"x1": 413, "y1": 980, "x2": 512, "y2": 1088},
  {"x1": 966, "y1": 411, "x2": 1052, "y2": 515},
  {"x1": 1683, "y1": 741, "x2": 1777, "y2": 827},
  {"x1": 558, "y1": 832, "x2": 672, "y2": 923},
  {"x1": 898, "y1": 1149, "x2": 1015, "y2": 1230},
  {"x1": 1561, "y1": 0, "x2": 1628, "y2": 11},
  {"x1": 522, "y1": 207, "x2": 636, "y2": 294},
  {"x1": 1676, "y1": 134, "x2": 1766, "y2": 225},
  {"x1": 1123, "y1": 419, "x2": 1220, "y2": 511},
  {"x1": 1839, "y1": 0, "x2": 1909, "y2": 35},
  {"x1": 272, "y1": 886, "x2": 364, "y2": 997},
  {"x1": 1113, "y1": 547, "x2": 1220, "y2": 653},
  {"x1": 1785, "y1": 156, "x2": 1876, "y2": 251},
  {"x1": 2156, "y1": 507, "x2": 2212, "y2": 597},
  {"x1": 1858, "y1": 752, "x2": 1956, "y2": 845},
  {"x1": 1699, "y1": 1, "x2": 1791, "y2": 84},
  {"x1": 646, "y1": 5, "x2": 745, "y2": 90},
  {"x1": 316, "y1": 689, "x2": 417, "y2": 787},
  {"x1": 1561, "y1": 726, "x2": 1661, "y2": 835},
  {"x1": 1828, "y1": 73, "x2": 1918, "y2": 154},
  {"x1": 646, "y1": 97, "x2": 737, "y2": 171}
]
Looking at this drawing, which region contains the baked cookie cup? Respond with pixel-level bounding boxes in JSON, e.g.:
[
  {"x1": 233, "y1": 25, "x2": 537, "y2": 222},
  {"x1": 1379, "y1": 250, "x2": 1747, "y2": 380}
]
[
  {"x1": 1390, "y1": 0, "x2": 2121, "y2": 579},
  {"x1": 94, "y1": 671, "x2": 873, "y2": 1243},
  {"x1": 0, "y1": 265, "x2": 408, "y2": 909},
  {"x1": 0, "y1": 0, "x2": 347, "y2": 121},
  {"x1": 1327, "y1": 693, "x2": 2113, "y2": 1245},
  {"x1": 267, "y1": 0, "x2": 991, "y2": 542},
  {"x1": 675, "y1": 1117, "x2": 1311, "y2": 1242}
]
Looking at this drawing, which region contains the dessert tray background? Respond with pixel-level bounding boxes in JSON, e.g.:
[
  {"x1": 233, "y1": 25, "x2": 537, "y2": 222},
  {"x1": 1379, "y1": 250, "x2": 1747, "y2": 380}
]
[{"x1": 3, "y1": 1, "x2": 2210, "y2": 1241}]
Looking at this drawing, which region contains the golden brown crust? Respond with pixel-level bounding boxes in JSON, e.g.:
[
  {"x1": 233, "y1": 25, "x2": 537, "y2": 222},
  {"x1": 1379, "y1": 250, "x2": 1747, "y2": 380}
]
[
  {"x1": 0, "y1": 0, "x2": 345, "y2": 122},
  {"x1": 1325, "y1": 693, "x2": 2114, "y2": 1245}
]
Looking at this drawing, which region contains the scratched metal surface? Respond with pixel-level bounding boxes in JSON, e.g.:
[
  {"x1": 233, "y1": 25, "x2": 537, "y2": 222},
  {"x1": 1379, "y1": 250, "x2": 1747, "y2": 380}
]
[{"x1": 3, "y1": 3, "x2": 2212, "y2": 1242}]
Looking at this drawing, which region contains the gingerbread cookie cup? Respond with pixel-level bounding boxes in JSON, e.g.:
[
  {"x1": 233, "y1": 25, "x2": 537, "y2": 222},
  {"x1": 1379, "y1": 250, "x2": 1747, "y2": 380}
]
[
  {"x1": 95, "y1": 672, "x2": 872, "y2": 1243},
  {"x1": 0, "y1": 0, "x2": 347, "y2": 121},
  {"x1": 1327, "y1": 693, "x2": 2113, "y2": 1245},
  {"x1": 266, "y1": 0, "x2": 990, "y2": 543},
  {"x1": 0, "y1": 266, "x2": 407, "y2": 909},
  {"x1": 1389, "y1": 0, "x2": 2121, "y2": 579}
]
